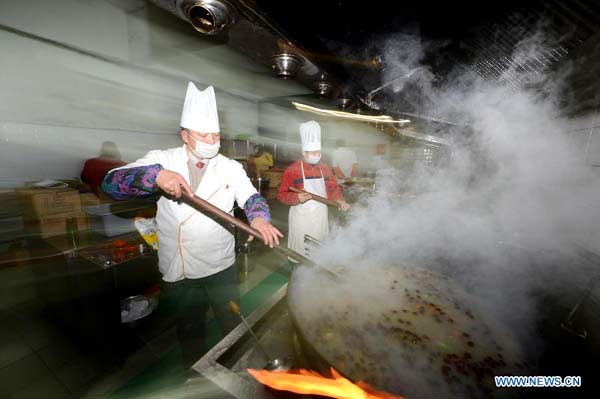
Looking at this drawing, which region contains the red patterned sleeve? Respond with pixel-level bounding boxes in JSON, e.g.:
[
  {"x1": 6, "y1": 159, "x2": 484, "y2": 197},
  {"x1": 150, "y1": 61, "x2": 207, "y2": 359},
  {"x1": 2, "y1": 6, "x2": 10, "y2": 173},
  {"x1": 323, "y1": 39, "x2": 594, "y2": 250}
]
[
  {"x1": 321, "y1": 164, "x2": 344, "y2": 201},
  {"x1": 277, "y1": 163, "x2": 300, "y2": 205}
]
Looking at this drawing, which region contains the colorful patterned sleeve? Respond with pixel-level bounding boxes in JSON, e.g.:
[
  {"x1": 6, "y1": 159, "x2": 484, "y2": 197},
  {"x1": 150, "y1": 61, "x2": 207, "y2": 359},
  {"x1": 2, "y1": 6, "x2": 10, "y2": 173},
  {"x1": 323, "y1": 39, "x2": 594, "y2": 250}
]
[
  {"x1": 244, "y1": 193, "x2": 271, "y2": 223},
  {"x1": 102, "y1": 164, "x2": 163, "y2": 200}
]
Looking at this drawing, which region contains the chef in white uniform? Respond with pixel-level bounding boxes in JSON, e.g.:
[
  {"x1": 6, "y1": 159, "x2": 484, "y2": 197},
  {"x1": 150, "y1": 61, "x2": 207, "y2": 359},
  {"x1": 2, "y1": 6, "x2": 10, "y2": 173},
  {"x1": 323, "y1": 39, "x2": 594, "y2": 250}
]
[
  {"x1": 332, "y1": 139, "x2": 359, "y2": 179},
  {"x1": 102, "y1": 82, "x2": 282, "y2": 369},
  {"x1": 277, "y1": 121, "x2": 349, "y2": 257}
]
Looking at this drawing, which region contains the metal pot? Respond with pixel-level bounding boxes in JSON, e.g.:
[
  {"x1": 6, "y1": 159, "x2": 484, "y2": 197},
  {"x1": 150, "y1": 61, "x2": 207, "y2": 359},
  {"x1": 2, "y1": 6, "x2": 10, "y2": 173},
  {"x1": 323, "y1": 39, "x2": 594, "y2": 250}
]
[
  {"x1": 339, "y1": 177, "x2": 376, "y2": 203},
  {"x1": 287, "y1": 264, "x2": 525, "y2": 398},
  {"x1": 176, "y1": 188, "x2": 524, "y2": 397},
  {"x1": 120, "y1": 295, "x2": 158, "y2": 325}
]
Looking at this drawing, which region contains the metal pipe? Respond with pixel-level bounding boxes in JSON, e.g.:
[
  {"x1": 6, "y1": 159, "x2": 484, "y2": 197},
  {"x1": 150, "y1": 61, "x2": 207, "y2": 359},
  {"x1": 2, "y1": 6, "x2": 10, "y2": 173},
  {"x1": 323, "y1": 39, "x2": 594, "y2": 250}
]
[
  {"x1": 228, "y1": 301, "x2": 271, "y2": 358},
  {"x1": 366, "y1": 68, "x2": 421, "y2": 99},
  {"x1": 188, "y1": 1, "x2": 235, "y2": 34}
]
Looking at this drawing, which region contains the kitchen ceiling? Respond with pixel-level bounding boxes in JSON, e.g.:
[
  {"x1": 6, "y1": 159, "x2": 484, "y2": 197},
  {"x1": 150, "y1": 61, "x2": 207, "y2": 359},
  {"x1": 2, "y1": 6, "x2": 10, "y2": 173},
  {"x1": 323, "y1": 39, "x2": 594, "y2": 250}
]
[
  {"x1": 150, "y1": 0, "x2": 600, "y2": 118},
  {"x1": 251, "y1": 0, "x2": 600, "y2": 109}
]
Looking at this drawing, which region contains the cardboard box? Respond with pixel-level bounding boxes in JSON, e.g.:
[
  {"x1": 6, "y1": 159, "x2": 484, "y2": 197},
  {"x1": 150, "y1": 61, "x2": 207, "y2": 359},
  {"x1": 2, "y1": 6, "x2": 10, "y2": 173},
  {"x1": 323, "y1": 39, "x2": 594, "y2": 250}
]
[
  {"x1": 24, "y1": 212, "x2": 88, "y2": 239},
  {"x1": 80, "y1": 192, "x2": 102, "y2": 207},
  {"x1": 80, "y1": 192, "x2": 119, "y2": 208},
  {"x1": 17, "y1": 188, "x2": 82, "y2": 219}
]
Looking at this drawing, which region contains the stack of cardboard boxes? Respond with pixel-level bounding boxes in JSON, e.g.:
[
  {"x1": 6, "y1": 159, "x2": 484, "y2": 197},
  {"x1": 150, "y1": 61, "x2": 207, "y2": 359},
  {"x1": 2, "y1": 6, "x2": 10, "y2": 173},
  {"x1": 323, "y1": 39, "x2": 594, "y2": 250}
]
[{"x1": 17, "y1": 188, "x2": 89, "y2": 238}]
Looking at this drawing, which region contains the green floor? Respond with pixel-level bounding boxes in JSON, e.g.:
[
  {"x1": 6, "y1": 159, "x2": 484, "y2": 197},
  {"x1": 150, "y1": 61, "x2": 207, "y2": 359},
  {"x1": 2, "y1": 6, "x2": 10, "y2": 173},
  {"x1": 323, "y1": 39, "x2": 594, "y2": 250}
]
[{"x1": 108, "y1": 262, "x2": 292, "y2": 398}]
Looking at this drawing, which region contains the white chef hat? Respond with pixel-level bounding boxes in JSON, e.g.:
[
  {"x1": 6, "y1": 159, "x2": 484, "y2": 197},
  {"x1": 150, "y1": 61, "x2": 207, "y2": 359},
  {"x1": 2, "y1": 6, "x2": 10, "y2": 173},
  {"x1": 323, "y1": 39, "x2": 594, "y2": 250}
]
[
  {"x1": 299, "y1": 121, "x2": 321, "y2": 151},
  {"x1": 180, "y1": 82, "x2": 220, "y2": 133}
]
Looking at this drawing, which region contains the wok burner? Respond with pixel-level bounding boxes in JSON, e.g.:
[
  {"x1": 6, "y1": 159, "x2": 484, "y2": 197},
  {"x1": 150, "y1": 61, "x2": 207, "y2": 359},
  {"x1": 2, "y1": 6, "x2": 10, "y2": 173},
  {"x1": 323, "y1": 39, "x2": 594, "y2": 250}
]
[
  {"x1": 303, "y1": 235, "x2": 321, "y2": 261},
  {"x1": 192, "y1": 284, "x2": 308, "y2": 398}
]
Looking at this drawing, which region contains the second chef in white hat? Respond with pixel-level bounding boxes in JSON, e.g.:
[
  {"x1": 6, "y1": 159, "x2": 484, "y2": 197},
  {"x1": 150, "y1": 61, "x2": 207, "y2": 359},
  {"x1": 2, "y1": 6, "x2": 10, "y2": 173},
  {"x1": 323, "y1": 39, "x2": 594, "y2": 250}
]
[{"x1": 277, "y1": 121, "x2": 350, "y2": 257}]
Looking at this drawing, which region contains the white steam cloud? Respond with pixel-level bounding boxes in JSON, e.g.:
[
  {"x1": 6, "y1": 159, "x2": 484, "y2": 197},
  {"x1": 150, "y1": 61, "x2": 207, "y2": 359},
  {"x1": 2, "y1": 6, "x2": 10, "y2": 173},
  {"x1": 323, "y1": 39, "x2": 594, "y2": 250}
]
[{"x1": 307, "y1": 32, "x2": 600, "y2": 348}]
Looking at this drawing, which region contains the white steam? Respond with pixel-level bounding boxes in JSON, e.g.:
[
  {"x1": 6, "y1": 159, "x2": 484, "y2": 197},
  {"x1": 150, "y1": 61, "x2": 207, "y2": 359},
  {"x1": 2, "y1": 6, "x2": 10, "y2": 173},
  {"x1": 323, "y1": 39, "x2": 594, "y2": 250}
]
[{"x1": 309, "y1": 32, "x2": 600, "y2": 345}]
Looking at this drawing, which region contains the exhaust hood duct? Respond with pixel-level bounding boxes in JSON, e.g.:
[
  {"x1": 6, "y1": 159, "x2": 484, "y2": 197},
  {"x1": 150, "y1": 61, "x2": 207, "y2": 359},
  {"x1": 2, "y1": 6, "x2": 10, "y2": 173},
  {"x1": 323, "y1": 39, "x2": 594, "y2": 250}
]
[
  {"x1": 315, "y1": 80, "x2": 333, "y2": 96},
  {"x1": 337, "y1": 97, "x2": 352, "y2": 109},
  {"x1": 149, "y1": 0, "x2": 352, "y2": 100},
  {"x1": 148, "y1": 0, "x2": 237, "y2": 34},
  {"x1": 182, "y1": 0, "x2": 237, "y2": 34},
  {"x1": 314, "y1": 74, "x2": 333, "y2": 97},
  {"x1": 270, "y1": 53, "x2": 304, "y2": 79}
]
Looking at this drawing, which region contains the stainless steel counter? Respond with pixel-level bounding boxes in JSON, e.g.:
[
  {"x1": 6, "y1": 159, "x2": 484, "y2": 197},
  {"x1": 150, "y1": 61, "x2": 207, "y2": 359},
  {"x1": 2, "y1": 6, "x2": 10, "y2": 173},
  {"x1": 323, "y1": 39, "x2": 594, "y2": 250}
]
[{"x1": 192, "y1": 284, "x2": 298, "y2": 399}]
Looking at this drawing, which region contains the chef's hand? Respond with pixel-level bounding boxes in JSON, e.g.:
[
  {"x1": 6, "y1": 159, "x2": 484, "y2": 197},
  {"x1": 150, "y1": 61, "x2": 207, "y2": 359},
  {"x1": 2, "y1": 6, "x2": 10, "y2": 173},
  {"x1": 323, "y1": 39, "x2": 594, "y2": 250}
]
[
  {"x1": 156, "y1": 169, "x2": 193, "y2": 199},
  {"x1": 337, "y1": 200, "x2": 351, "y2": 211},
  {"x1": 297, "y1": 192, "x2": 312, "y2": 204},
  {"x1": 248, "y1": 217, "x2": 284, "y2": 248}
]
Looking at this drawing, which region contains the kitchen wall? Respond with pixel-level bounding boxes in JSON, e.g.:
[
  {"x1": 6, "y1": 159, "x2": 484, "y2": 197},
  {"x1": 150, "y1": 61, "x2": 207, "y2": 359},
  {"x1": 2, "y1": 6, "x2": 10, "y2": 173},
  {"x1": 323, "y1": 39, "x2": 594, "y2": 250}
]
[
  {"x1": 0, "y1": 0, "x2": 316, "y2": 314},
  {"x1": 0, "y1": 0, "x2": 309, "y2": 187}
]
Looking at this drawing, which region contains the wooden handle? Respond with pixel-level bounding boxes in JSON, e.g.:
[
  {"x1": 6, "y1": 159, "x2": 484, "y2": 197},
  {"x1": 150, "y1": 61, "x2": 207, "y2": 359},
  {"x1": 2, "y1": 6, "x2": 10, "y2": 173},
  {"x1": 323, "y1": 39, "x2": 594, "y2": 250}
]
[
  {"x1": 180, "y1": 191, "x2": 314, "y2": 266},
  {"x1": 229, "y1": 300, "x2": 241, "y2": 315},
  {"x1": 182, "y1": 191, "x2": 263, "y2": 239},
  {"x1": 288, "y1": 186, "x2": 339, "y2": 208}
]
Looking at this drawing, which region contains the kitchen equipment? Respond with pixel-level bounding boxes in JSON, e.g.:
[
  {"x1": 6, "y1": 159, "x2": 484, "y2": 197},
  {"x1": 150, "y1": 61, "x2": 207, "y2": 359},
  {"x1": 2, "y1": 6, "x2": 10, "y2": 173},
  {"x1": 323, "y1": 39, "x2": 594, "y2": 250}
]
[
  {"x1": 66, "y1": 215, "x2": 80, "y2": 250},
  {"x1": 193, "y1": 285, "x2": 297, "y2": 399},
  {"x1": 229, "y1": 301, "x2": 290, "y2": 371},
  {"x1": 237, "y1": 241, "x2": 254, "y2": 282},
  {"x1": 180, "y1": 192, "x2": 341, "y2": 277},
  {"x1": 287, "y1": 263, "x2": 525, "y2": 398},
  {"x1": 237, "y1": 241, "x2": 252, "y2": 254},
  {"x1": 339, "y1": 177, "x2": 376, "y2": 203},
  {"x1": 288, "y1": 186, "x2": 340, "y2": 208},
  {"x1": 303, "y1": 234, "x2": 321, "y2": 260},
  {"x1": 84, "y1": 202, "x2": 149, "y2": 237},
  {"x1": 120, "y1": 294, "x2": 158, "y2": 324},
  {"x1": 339, "y1": 176, "x2": 375, "y2": 197},
  {"x1": 250, "y1": 177, "x2": 270, "y2": 192},
  {"x1": 76, "y1": 238, "x2": 148, "y2": 268},
  {"x1": 339, "y1": 176, "x2": 375, "y2": 187},
  {"x1": 340, "y1": 178, "x2": 416, "y2": 201}
]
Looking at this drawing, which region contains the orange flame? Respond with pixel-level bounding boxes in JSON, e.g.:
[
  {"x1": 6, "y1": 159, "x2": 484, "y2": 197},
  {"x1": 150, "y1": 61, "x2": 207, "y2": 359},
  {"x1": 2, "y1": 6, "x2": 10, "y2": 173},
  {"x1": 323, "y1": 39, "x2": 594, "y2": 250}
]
[{"x1": 247, "y1": 368, "x2": 406, "y2": 399}]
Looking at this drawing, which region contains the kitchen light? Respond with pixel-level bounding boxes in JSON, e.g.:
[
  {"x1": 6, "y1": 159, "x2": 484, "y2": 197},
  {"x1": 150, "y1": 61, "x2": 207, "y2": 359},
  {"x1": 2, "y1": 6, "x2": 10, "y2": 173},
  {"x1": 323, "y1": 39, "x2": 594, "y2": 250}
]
[{"x1": 291, "y1": 101, "x2": 410, "y2": 124}]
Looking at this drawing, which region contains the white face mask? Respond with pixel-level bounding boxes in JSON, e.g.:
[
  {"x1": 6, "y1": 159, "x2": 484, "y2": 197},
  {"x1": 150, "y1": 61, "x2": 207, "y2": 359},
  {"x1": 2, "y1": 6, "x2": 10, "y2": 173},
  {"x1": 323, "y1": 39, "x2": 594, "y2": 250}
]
[
  {"x1": 188, "y1": 134, "x2": 220, "y2": 160},
  {"x1": 305, "y1": 154, "x2": 321, "y2": 164}
]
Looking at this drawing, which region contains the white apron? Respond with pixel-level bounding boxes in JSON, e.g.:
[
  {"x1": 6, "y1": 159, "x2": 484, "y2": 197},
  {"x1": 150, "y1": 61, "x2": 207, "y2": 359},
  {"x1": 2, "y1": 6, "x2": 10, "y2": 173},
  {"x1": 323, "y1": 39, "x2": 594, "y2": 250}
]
[{"x1": 288, "y1": 163, "x2": 329, "y2": 256}]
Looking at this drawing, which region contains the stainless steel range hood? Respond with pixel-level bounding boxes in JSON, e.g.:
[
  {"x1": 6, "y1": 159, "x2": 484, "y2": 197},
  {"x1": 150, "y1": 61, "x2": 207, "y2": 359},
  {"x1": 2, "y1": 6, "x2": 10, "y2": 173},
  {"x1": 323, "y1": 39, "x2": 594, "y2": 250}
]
[{"x1": 148, "y1": 0, "x2": 351, "y2": 104}]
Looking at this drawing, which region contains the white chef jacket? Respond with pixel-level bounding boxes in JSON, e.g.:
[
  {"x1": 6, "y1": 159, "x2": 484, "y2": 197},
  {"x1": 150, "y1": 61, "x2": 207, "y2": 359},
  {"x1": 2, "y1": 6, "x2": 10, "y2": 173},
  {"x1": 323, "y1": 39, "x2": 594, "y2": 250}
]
[
  {"x1": 332, "y1": 147, "x2": 358, "y2": 177},
  {"x1": 112, "y1": 145, "x2": 257, "y2": 282}
]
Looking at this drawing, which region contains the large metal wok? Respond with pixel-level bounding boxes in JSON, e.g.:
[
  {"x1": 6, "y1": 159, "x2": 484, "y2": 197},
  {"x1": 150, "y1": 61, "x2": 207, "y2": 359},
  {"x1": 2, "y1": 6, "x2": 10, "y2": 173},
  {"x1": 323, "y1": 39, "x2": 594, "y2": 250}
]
[
  {"x1": 339, "y1": 177, "x2": 375, "y2": 203},
  {"x1": 181, "y1": 192, "x2": 524, "y2": 398},
  {"x1": 287, "y1": 263, "x2": 526, "y2": 399}
]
